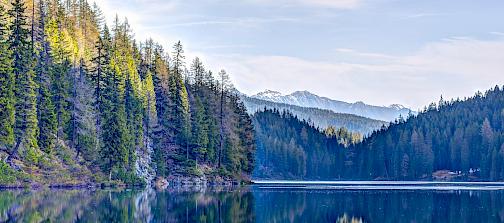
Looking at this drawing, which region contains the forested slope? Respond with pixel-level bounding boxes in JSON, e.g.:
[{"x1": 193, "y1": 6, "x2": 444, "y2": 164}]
[
  {"x1": 351, "y1": 86, "x2": 504, "y2": 180},
  {"x1": 252, "y1": 109, "x2": 351, "y2": 180},
  {"x1": 0, "y1": 0, "x2": 254, "y2": 186},
  {"x1": 253, "y1": 87, "x2": 504, "y2": 181}
]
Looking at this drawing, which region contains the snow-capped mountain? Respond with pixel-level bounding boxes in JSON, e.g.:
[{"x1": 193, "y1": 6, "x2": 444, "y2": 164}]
[
  {"x1": 240, "y1": 96, "x2": 387, "y2": 135},
  {"x1": 251, "y1": 90, "x2": 412, "y2": 121}
]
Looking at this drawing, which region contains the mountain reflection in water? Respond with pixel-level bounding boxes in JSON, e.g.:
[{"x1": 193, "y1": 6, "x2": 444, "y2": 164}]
[{"x1": 1, "y1": 185, "x2": 504, "y2": 222}]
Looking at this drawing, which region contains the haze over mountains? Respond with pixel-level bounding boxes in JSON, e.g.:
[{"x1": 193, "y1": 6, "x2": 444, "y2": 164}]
[
  {"x1": 241, "y1": 96, "x2": 386, "y2": 135},
  {"x1": 251, "y1": 90, "x2": 412, "y2": 122}
]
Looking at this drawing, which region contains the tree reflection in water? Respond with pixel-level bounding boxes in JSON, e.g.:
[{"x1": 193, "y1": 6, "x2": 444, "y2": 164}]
[{"x1": 0, "y1": 187, "x2": 504, "y2": 222}]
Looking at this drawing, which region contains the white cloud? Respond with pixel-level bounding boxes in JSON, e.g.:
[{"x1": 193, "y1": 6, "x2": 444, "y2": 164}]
[
  {"x1": 405, "y1": 12, "x2": 450, "y2": 19},
  {"x1": 247, "y1": 0, "x2": 361, "y2": 9},
  {"x1": 335, "y1": 48, "x2": 398, "y2": 60},
  {"x1": 202, "y1": 38, "x2": 504, "y2": 109},
  {"x1": 299, "y1": 0, "x2": 361, "y2": 9},
  {"x1": 490, "y1": 32, "x2": 504, "y2": 36}
]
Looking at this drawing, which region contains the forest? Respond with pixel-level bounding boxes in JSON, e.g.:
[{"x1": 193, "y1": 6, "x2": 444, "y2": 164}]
[
  {"x1": 254, "y1": 87, "x2": 504, "y2": 181},
  {"x1": 0, "y1": 0, "x2": 255, "y2": 186},
  {"x1": 351, "y1": 86, "x2": 504, "y2": 180},
  {"x1": 253, "y1": 109, "x2": 357, "y2": 179}
]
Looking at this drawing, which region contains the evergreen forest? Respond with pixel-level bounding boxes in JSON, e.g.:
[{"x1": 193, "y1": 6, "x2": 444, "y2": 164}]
[
  {"x1": 254, "y1": 87, "x2": 504, "y2": 181},
  {"x1": 0, "y1": 0, "x2": 255, "y2": 186}
]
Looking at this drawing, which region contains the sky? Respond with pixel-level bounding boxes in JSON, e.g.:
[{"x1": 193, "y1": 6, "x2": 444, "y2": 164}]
[{"x1": 94, "y1": 0, "x2": 504, "y2": 110}]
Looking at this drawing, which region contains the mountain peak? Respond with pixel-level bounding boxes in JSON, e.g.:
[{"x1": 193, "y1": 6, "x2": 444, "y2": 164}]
[
  {"x1": 388, "y1": 104, "x2": 407, "y2": 110},
  {"x1": 253, "y1": 90, "x2": 283, "y2": 99},
  {"x1": 289, "y1": 90, "x2": 316, "y2": 97},
  {"x1": 249, "y1": 89, "x2": 412, "y2": 121}
]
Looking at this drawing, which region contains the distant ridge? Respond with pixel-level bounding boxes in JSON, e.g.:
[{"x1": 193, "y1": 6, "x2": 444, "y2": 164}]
[
  {"x1": 240, "y1": 95, "x2": 387, "y2": 135},
  {"x1": 251, "y1": 90, "x2": 412, "y2": 121}
]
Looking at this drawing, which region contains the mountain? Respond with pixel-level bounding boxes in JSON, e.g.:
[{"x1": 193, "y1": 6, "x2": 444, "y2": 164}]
[
  {"x1": 253, "y1": 86, "x2": 504, "y2": 181},
  {"x1": 240, "y1": 95, "x2": 387, "y2": 135},
  {"x1": 252, "y1": 90, "x2": 412, "y2": 121}
]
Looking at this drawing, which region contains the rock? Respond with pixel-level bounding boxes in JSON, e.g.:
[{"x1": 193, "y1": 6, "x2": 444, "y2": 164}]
[
  {"x1": 155, "y1": 177, "x2": 169, "y2": 190},
  {"x1": 135, "y1": 141, "x2": 155, "y2": 186}
]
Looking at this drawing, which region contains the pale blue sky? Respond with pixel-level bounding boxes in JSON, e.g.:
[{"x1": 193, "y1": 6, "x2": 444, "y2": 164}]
[{"x1": 95, "y1": 0, "x2": 504, "y2": 109}]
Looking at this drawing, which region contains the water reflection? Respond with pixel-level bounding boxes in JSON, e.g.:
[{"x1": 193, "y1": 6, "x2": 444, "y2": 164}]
[{"x1": 0, "y1": 187, "x2": 504, "y2": 222}]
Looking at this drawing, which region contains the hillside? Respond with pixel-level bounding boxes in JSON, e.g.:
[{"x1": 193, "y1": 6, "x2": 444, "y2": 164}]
[
  {"x1": 241, "y1": 95, "x2": 386, "y2": 135},
  {"x1": 252, "y1": 90, "x2": 412, "y2": 121},
  {"x1": 350, "y1": 86, "x2": 504, "y2": 181},
  {"x1": 252, "y1": 109, "x2": 347, "y2": 180},
  {"x1": 0, "y1": 0, "x2": 254, "y2": 186},
  {"x1": 252, "y1": 86, "x2": 504, "y2": 181}
]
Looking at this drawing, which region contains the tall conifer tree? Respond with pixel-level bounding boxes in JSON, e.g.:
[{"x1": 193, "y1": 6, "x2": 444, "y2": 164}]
[
  {"x1": 0, "y1": 4, "x2": 15, "y2": 150},
  {"x1": 9, "y1": 0, "x2": 39, "y2": 161}
]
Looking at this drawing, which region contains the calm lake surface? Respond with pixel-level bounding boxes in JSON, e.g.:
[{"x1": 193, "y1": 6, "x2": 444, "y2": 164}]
[{"x1": 2, "y1": 181, "x2": 504, "y2": 222}]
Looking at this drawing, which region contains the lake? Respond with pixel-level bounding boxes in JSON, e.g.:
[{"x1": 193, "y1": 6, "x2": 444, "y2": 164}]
[{"x1": 2, "y1": 181, "x2": 504, "y2": 222}]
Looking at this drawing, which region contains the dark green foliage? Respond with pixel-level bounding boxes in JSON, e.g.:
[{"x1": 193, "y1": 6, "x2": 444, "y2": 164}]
[
  {"x1": 0, "y1": 160, "x2": 18, "y2": 184},
  {"x1": 142, "y1": 44, "x2": 255, "y2": 178},
  {"x1": 254, "y1": 87, "x2": 504, "y2": 181},
  {"x1": 35, "y1": 2, "x2": 57, "y2": 155},
  {"x1": 0, "y1": 4, "x2": 15, "y2": 149},
  {"x1": 191, "y1": 97, "x2": 209, "y2": 163},
  {"x1": 9, "y1": 0, "x2": 39, "y2": 160},
  {"x1": 100, "y1": 68, "x2": 128, "y2": 180},
  {"x1": 37, "y1": 86, "x2": 57, "y2": 154},
  {"x1": 253, "y1": 109, "x2": 346, "y2": 180},
  {"x1": 351, "y1": 86, "x2": 504, "y2": 180}
]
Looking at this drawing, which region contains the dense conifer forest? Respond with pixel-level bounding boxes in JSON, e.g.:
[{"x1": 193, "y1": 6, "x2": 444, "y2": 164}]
[
  {"x1": 352, "y1": 86, "x2": 504, "y2": 180},
  {"x1": 253, "y1": 109, "x2": 357, "y2": 180},
  {"x1": 0, "y1": 0, "x2": 255, "y2": 186},
  {"x1": 254, "y1": 87, "x2": 504, "y2": 181}
]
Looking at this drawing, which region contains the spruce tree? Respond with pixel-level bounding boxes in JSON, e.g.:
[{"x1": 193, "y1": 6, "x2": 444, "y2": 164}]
[
  {"x1": 191, "y1": 97, "x2": 209, "y2": 163},
  {"x1": 46, "y1": 13, "x2": 71, "y2": 141},
  {"x1": 91, "y1": 25, "x2": 112, "y2": 154},
  {"x1": 101, "y1": 72, "x2": 128, "y2": 180},
  {"x1": 9, "y1": 0, "x2": 39, "y2": 161},
  {"x1": 99, "y1": 25, "x2": 128, "y2": 180},
  {"x1": 35, "y1": 0, "x2": 57, "y2": 154},
  {"x1": 217, "y1": 69, "x2": 231, "y2": 168},
  {"x1": 0, "y1": 4, "x2": 15, "y2": 150},
  {"x1": 170, "y1": 41, "x2": 190, "y2": 161},
  {"x1": 143, "y1": 71, "x2": 158, "y2": 147}
]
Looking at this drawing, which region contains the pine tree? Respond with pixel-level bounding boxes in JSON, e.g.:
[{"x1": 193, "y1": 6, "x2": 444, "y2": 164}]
[
  {"x1": 91, "y1": 25, "x2": 111, "y2": 154},
  {"x1": 9, "y1": 0, "x2": 39, "y2": 162},
  {"x1": 35, "y1": 0, "x2": 57, "y2": 154},
  {"x1": 100, "y1": 39, "x2": 128, "y2": 180},
  {"x1": 170, "y1": 41, "x2": 190, "y2": 161},
  {"x1": 101, "y1": 74, "x2": 128, "y2": 180},
  {"x1": 191, "y1": 97, "x2": 209, "y2": 163},
  {"x1": 217, "y1": 69, "x2": 231, "y2": 168},
  {"x1": 46, "y1": 9, "x2": 71, "y2": 141},
  {"x1": 143, "y1": 71, "x2": 158, "y2": 148},
  {"x1": 191, "y1": 57, "x2": 205, "y2": 87},
  {"x1": 71, "y1": 59, "x2": 97, "y2": 161},
  {"x1": 0, "y1": 4, "x2": 15, "y2": 150}
]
